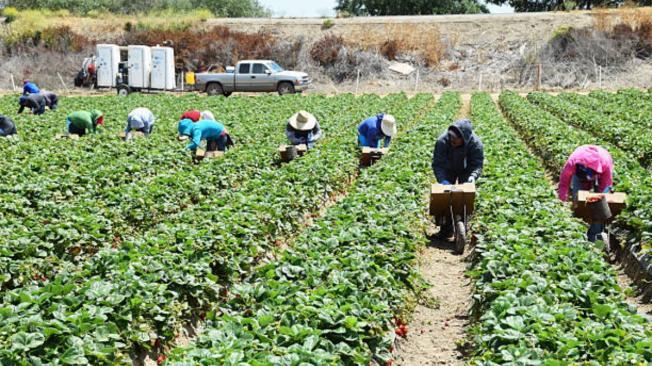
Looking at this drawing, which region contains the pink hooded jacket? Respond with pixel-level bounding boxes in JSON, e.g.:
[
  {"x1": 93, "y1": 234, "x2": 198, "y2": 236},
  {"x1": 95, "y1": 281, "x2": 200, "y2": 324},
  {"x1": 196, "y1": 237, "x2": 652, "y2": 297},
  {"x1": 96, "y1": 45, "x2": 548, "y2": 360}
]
[{"x1": 558, "y1": 145, "x2": 613, "y2": 201}]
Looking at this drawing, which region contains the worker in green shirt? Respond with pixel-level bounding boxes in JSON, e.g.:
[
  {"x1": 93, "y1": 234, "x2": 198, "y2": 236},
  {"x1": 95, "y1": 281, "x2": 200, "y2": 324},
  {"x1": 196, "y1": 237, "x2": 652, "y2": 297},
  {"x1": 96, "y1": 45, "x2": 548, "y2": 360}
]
[{"x1": 66, "y1": 110, "x2": 104, "y2": 136}]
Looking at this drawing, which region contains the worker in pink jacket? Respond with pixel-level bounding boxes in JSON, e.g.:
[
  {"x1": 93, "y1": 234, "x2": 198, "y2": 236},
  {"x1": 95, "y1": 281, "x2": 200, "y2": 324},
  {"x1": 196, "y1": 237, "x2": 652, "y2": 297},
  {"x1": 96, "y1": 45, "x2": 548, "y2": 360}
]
[{"x1": 558, "y1": 145, "x2": 614, "y2": 242}]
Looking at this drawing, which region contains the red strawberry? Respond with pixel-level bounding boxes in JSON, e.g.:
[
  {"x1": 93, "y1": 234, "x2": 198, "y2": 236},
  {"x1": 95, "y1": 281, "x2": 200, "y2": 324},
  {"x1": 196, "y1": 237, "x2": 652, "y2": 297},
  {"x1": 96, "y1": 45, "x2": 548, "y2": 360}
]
[
  {"x1": 156, "y1": 354, "x2": 167, "y2": 365},
  {"x1": 384, "y1": 360, "x2": 394, "y2": 366}
]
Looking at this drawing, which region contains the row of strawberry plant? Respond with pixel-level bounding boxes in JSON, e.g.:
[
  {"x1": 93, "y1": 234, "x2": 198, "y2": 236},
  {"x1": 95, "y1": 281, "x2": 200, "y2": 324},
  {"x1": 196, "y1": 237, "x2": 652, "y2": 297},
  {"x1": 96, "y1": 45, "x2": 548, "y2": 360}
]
[
  {"x1": 500, "y1": 91, "x2": 652, "y2": 254},
  {"x1": 469, "y1": 92, "x2": 651, "y2": 364},
  {"x1": 164, "y1": 92, "x2": 461, "y2": 365},
  {"x1": 527, "y1": 91, "x2": 652, "y2": 167},
  {"x1": 0, "y1": 94, "x2": 373, "y2": 291},
  {"x1": 563, "y1": 90, "x2": 652, "y2": 129},
  {"x1": 0, "y1": 93, "x2": 435, "y2": 364}
]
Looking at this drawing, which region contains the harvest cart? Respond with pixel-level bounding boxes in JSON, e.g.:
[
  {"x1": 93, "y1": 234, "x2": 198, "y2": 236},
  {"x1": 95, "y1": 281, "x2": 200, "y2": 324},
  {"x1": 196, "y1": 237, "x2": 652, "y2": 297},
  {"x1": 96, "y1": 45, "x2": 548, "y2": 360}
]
[
  {"x1": 279, "y1": 144, "x2": 307, "y2": 163},
  {"x1": 360, "y1": 147, "x2": 388, "y2": 167},
  {"x1": 429, "y1": 183, "x2": 476, "y2": 254},
  {"x1": 573, "y1": 190, "x2": 627, "y2": 251}
]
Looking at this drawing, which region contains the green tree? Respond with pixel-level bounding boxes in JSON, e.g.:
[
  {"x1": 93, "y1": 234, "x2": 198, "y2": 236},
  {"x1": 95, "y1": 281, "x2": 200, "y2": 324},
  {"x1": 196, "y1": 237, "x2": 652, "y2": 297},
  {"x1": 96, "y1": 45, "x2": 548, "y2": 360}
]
[
  {"x1": 3, "y1": 0, "x2": 270, "y2": 16},
  {"x1": 335, "y1": 0, "x2": 489, "y2": 15},
  {"x1": 485, "y1": 0, "x2": 619, "y2": 11}
]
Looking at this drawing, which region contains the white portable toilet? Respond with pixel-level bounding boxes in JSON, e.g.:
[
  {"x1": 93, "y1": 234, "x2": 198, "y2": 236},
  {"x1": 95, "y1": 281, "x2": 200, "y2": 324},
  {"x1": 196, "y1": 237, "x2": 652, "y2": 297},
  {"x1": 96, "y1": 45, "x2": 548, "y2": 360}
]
[
  {"x1": 96, "y1": 44, "x2": 120, "y2": 87},
  {"x1": 128, "y1": 45, "x2": 151, "y2": 89},
  {"x1": 151, "y1": 46, "x2": 176, "y2": 90}
]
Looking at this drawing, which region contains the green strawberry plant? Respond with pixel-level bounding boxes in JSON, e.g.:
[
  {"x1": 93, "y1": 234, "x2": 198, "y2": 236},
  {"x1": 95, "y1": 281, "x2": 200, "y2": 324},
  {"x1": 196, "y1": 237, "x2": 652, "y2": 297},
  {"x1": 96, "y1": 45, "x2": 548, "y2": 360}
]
[{"x1": 469, "y1": 92, "x2": 651, "y2": 364}]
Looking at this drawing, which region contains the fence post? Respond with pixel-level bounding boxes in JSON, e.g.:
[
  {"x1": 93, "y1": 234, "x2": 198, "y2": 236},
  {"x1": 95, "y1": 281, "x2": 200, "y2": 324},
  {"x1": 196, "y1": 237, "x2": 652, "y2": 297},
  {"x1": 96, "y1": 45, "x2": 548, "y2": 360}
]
[
  {"x1": 10, "y1": 74, "x2": 16, "y2": 92},
  {"x1": 57, "y1": 72, "x2": 69, "y2": 94},
  {"x1": 598, "y1": 66, "x2": 602, "y2": 89},
  {"x1": 355, "y1": 69, "x2": 360, "y2": 94},
  {"x1": 414, "y1": 69, "x2": 420, "y2": 93},
  {"x1": 535, "y1": 64, "x2": 542, "y2": 91},
  {"x1": 478, "y1": 72, "x2": 483, "y2": 91}
]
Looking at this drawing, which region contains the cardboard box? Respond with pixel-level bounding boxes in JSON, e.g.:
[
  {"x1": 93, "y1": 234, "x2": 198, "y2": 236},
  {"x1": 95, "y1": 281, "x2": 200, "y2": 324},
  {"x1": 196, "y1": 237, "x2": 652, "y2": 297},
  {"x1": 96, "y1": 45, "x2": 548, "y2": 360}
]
[
  {"x1": 55, "y1": 133, "x2": 80, "y2": 140},
  {"x1": 178, "y1": 135, "x2": 189, "y2": 141},
  {"x1": 119, "y1": 131, "x2": 145, "y2": 139},
  {"x1": 279, "y1": 144, "x2": 308, "y2": 162},
  {"x1": 360, "y1": 147, "x2": 389, "y2": 167},
  {"x1": 429, "y1": 183, "x2": 476, "y2": 217},
  {"x1": 573, "y1": 190, "x2": 627, "y2": 223}
]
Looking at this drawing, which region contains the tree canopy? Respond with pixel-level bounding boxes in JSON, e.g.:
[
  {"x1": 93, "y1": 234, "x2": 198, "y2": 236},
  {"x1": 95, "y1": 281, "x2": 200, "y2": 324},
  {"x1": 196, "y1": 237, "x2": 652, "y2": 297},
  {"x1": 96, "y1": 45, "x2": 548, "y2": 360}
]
[
  {"x1": 2, "y1": 0, "x2": 270, "y2": 16},
  {"x1": 334, "y1": 0, "x2": 489, "y2": 16}
]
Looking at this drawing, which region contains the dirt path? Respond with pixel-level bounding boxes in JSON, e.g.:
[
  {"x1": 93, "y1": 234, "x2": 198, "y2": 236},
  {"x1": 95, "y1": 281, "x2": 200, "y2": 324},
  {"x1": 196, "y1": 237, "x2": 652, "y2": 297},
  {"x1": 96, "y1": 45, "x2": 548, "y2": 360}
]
[
  {"x1": 395, "y1": 234, "x2": 472, "y2": 366},
  {"x1": 616, "y1": 268, "x2": 652, "y2": 323}
]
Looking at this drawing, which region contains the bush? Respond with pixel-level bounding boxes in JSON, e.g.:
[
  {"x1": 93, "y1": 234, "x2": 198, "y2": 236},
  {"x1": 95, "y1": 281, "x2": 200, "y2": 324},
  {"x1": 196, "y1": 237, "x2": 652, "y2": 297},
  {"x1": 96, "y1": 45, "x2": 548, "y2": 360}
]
[
  {"x1": 310, "y1": 35, "x2": 345, "y2": 67},
  {"x1": 380, "y1": 39, "x2": 399, "y2": 60},
  {"x1": 321, "y1": 19, "x2": 334, "y2": 30},
  {"x1": 3, "y1": 7, "x2": 18, "y2": 23}
]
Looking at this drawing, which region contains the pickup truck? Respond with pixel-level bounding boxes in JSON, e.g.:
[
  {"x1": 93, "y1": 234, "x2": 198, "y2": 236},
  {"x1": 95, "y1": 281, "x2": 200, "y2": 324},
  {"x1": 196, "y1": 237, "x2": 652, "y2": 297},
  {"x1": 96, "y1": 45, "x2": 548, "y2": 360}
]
[{"x1": 195, "y1": 60, "x2": 311, "y2": 96}]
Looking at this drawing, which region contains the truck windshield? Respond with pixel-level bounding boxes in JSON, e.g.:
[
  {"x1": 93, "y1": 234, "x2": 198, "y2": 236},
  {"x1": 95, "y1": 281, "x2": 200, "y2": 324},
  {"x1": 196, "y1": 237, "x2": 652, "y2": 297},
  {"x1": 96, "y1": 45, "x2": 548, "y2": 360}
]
[{"x1": 268, "y1": 62, "x2": 284, "y2": 72}]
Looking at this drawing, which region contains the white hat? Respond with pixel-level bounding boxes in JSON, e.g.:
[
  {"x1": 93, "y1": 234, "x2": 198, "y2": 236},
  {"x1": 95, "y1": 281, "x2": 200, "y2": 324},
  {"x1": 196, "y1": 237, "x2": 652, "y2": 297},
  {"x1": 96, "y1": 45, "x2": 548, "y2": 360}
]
[
  {"x1": 288, "y1": 110, "x2": 317, "y2": 131},
  {"x1": 381, "y1": 114, "x2": 397, "y2": 137},
  {"x1": 201, "y1": 110, "x2": 215, "y2": 121}
]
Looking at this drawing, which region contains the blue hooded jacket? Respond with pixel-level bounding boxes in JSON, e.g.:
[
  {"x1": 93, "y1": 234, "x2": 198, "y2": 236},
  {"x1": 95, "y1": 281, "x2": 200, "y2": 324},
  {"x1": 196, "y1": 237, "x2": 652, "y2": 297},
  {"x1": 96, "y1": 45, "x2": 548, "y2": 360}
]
[
  {"x1": 357, "y1": 114, "x2": 391, "y2": 148},
  {"x1": 178, "y1": 119, "x2": 225, "y2": 150},
  {"x1": 432, "y1": 119, "x2": 484, "y2": 183},
  {"x1": 23, "y1": 82, "x2": 40, "y2": 95}
]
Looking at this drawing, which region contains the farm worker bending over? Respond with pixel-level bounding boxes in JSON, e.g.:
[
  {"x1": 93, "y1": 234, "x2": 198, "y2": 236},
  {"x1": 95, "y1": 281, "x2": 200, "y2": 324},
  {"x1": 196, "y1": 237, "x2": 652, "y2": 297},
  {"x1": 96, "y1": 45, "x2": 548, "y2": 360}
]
[
  {"x1": 357, "y1": 113, "x2": 397, "y2": 148},
  {"x1": 66, "y1": 110, "x2": 104, "y2": 136},
  {"x1": 178, "y1": 119, "x2": 233, "y2": 152},
  {"x1": 432, "y1": 119, "x2": 484, "y2": 185},
  {"x1": 286, "y1": 110, "x2": 322, "y2": 148},
  {"x1": 180, "y1": 110, "x2": 201, "y2": 122},
  {"x1": 0, "y1": 115, "x2": 17, "y2": 137},
  {"x1": 41, "y1": 90, "x2": 59, "y2": 110},
  {"x1": 22, "y1": 80, "x2": 40, "y2": 95},
  {"x1": 125, "y1": 107, "x2": 155, "y2": 137},
  {"x1": 558, "y1": 145, "x2": 614, "y2": 242},
  {"x1": 201, "y1": 110, "x2": 215, "y2": 121},
  {"x1": 18, "y1": 94, "x2": 46, "y2": 115}
]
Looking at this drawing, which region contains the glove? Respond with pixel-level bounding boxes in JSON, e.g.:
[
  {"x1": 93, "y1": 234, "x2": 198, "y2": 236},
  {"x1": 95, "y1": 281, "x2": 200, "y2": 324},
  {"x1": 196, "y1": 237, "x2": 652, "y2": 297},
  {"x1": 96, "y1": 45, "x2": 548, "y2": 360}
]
[
  {"x1": 602, "y1": 186, "x2": 613, "y2": 193},
  {"x1": 467, "y1": 176, "x2": 475, "y2": 184},
  {"x1": 440, "y1": 180, "x2": 451, "y2": 185}
]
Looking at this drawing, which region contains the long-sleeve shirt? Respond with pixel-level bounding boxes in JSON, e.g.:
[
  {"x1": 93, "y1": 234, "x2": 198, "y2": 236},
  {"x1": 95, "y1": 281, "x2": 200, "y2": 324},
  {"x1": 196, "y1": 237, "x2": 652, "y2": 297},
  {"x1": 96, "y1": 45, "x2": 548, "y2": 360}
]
[
  {"x1": 178, "y1": 119, "x2": 226, "y2": 150},
  {"x1": 18, "y1": 94, "x2": 46, "y2": 115},
  {"x1": 23, "y1": 82, "x2": 40, "y2": 95},
  {"x1": 432, "y1": 119, "x2": 484, "y2": 184},
  {"x1": 41, "y1": 91, "x2": 58, "y2": 110},
  {"x1": 0, "y1": 116, "x2": 16, "y2": 136},
  {"x1": 558, "y1": 145, "x2": 613, "y2": 201},
  {"x1": 126, "y1": 108, "x2": 155, "y2": 133},
  {"x1": 357, "y1": 114, "x2": 391, "y2": 148},
  {"x1": 67, "y1": 110, "x2": 102, "y2": 134},
  {"x1": 286, "y1": 122, "x2": 322, "y2": 146}
]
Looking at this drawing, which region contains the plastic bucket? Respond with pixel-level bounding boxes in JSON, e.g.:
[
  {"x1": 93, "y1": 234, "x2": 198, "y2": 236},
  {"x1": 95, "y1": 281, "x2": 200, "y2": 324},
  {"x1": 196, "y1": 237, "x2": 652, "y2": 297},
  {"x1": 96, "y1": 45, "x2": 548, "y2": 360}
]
[{"x1": 589, "y1": 196, "x2": 612, "y2": 221}]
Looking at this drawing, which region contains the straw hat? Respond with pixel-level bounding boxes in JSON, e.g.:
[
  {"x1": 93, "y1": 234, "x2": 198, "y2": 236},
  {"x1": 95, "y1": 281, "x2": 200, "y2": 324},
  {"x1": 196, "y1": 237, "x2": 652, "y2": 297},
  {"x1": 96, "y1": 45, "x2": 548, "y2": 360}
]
[
  {"x1": 381, "y1": 114, "x2": 397, "y2": 137},
  {"x1": 288, "y1": 110, "x2": 317, "y2": 131}
]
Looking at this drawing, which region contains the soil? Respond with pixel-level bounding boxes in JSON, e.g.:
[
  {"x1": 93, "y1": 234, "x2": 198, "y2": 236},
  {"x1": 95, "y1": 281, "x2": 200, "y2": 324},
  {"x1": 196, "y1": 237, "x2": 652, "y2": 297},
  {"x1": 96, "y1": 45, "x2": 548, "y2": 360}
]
[
  {"x1": 616, "y1": 266, "x2": 652, "y2": 324},
  {"x1": 395, "y1": 228, "x2": 472, "y2": 366}
]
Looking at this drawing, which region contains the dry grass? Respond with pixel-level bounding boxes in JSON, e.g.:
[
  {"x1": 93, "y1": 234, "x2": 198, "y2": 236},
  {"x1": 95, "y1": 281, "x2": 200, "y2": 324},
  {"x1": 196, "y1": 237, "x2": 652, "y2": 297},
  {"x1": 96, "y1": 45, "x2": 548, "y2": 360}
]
[
  {"x1": 338, "y1": 23, "x2": 445, "y2": 67},
  {"x1": 592, "y1": 6, "x2": 652, "y2": 31}
]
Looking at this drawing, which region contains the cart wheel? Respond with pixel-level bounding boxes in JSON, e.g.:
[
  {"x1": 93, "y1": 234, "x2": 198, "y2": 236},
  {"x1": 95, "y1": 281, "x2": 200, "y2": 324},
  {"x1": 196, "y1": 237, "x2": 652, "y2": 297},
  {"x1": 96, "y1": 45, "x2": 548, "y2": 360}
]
[
  {"x1": 454, "y1": 221, "x2": 466, "y2": 255},
  {"x1": 117, "y1": 84, "x2": 131, "y2": 97}
]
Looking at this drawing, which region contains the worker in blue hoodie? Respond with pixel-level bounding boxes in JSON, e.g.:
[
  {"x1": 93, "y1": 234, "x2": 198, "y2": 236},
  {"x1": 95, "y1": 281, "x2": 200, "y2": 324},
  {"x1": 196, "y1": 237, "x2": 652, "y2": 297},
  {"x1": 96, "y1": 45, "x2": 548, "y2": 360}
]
[
  {"x1": 431, "y1": 119, "x2": 484, "y2": 239},
  {"x1": 357, "y1": 113, "x2": 397, "y2": 148},
  {"x1": 22, "y1": 80, "x2": 40, "y2": 95},
  {"x1": 0, "y1": 115, "x2": 17, "y2": 137},
  {"x1": 178, "y1": 118, "x2": 233, "y2": 154}
]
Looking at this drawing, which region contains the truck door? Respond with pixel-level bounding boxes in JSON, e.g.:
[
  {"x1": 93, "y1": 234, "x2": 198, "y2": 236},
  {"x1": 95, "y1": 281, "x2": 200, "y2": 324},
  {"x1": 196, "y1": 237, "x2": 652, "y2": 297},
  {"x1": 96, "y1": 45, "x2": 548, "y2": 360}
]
[
  {"x1": 252, "y1": 63, "x2": 275, "y2": 92},
  {"x1": 236, "y1": 63, "x2": 252, "y2": 91}
]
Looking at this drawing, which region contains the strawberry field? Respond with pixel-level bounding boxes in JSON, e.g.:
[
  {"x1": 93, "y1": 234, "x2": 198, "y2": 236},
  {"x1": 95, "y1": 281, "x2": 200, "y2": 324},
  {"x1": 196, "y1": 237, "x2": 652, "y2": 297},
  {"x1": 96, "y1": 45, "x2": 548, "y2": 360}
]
[{"x1": 0, "y1": 90, "x2": 651, "y2": 365}]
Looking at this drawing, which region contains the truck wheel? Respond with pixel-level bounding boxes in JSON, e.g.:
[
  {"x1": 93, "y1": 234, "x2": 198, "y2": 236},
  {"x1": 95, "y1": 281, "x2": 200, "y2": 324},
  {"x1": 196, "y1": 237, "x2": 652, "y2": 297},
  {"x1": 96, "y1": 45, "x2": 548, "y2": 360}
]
[
  {"x1": 277, "y1": 82, "x2": 295, "y2": 95},
  {"x1": 117, "y1": 84, "x2": 131, "y2": 97},
  {"x1": 206, "y1": 83, "x2": 224, "y2": 96}
]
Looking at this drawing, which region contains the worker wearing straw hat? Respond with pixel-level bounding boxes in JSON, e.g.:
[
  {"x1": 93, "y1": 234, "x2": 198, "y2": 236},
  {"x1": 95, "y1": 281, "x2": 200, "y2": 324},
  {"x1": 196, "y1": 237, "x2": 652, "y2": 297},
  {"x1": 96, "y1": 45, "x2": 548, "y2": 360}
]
[
  {"x1": 357, "y1": 113, "x2": 397, "y2": 148},
  {"x1": 286, "y1": 110, "x2": 322, "y2": 149}
]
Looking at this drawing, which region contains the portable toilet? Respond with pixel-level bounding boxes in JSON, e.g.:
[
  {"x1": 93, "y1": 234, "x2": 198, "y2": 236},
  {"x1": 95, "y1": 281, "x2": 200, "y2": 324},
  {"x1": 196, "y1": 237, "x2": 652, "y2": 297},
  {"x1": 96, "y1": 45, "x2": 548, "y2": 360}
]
[
  {"x1": 128, "y1": 45, "x2": 151, "y2": 89},
  {"x1": 96, "y1": 44, "x2": 120, "y2": 87},
  {"x1": 151, "y1": 46, "x2": 176, "y2": 90}
]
